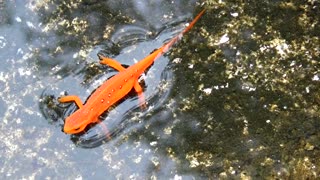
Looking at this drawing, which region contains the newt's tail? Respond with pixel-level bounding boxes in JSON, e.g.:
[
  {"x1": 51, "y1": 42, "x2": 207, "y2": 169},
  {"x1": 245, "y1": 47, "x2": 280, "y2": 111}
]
[
  {"x1": 136, "y1": 9, "x2": 205, "y2": 71},
  {"x1": 159, "y1": 9, "x2": 206, "y2": 54},
  {"x1": 182, "y1": 9, "x2": 206, "y2": 34}
]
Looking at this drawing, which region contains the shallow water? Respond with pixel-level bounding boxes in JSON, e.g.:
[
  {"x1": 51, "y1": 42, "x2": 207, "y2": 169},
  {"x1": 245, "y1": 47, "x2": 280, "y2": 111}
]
[
  {"x1": 0, "y1": 0, "x2": 204, "y2": 178},
  {"x1": 1, "y1": 0, "x2": 320, "y2": 179}
]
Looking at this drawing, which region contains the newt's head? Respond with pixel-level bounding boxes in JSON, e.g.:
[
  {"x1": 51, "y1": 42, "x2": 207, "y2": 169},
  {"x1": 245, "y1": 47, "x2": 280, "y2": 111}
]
[{"x1": 63, "y1": 108, "x2": 94, "y2": 134}]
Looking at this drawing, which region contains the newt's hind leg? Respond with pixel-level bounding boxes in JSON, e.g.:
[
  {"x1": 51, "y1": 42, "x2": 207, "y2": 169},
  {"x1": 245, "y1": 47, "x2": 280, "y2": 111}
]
[
  {"x1": 58, "y1": 95, "x2": 84, "y2": 109},
  {"x1": 97, "y1": 119, "x2": 111, "y2": 141},
  {"x1": 98, "y1": 54, "x2": 126, "y2": 72},
  {"x1": 134, "y1": 81, "x2": 147, "y2": 109}
]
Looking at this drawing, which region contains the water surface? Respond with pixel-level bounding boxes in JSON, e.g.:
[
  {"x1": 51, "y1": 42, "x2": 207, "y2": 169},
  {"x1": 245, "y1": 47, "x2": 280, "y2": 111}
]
[{"x1": 0, "y1": 0, "x2": 319, "y2": 179}]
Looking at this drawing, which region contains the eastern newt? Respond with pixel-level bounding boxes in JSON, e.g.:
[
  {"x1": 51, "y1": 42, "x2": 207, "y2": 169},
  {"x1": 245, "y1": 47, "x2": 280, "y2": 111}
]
[{"x1": 59, "y1": 9, "x2": 205, "y2": 134}]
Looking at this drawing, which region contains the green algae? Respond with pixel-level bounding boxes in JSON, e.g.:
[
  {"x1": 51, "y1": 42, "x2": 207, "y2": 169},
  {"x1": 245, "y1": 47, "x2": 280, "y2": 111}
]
[{"x1": 165, "y1": 0, "x2": 320, "y2": 178}]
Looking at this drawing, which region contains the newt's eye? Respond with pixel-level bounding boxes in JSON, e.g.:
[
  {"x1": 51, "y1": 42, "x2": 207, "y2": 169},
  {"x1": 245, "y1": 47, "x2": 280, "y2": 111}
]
[
  {"x1": 70, "y1": 127, "x2": 82, "y2": 134},
  {"x1": 72, "y1": 125, "x2": 87, "y2": 134}
]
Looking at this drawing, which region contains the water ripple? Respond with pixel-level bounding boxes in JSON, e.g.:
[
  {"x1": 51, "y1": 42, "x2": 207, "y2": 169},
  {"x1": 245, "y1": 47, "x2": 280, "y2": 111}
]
[
  {"x1": 40, "y1": 22, "x2": 177, "y2": 148},
  {"x1": 110, "y1": 25, "x2": 151, "y2": 47}
]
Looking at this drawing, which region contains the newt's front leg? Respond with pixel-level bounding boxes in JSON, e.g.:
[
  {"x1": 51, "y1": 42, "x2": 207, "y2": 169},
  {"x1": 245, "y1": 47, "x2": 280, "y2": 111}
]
[
  {"x1": 98, "y1": 54, "x2": 126, "y2": 71},
  {"x1": 58, "y1": 95, "x2": 84, "y2": 109}
]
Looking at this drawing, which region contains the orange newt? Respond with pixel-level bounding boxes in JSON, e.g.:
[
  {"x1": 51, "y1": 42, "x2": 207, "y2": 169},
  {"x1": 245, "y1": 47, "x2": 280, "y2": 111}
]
[{"x1": 59, "y1": 9, "x2": 206, "y2": 134}]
